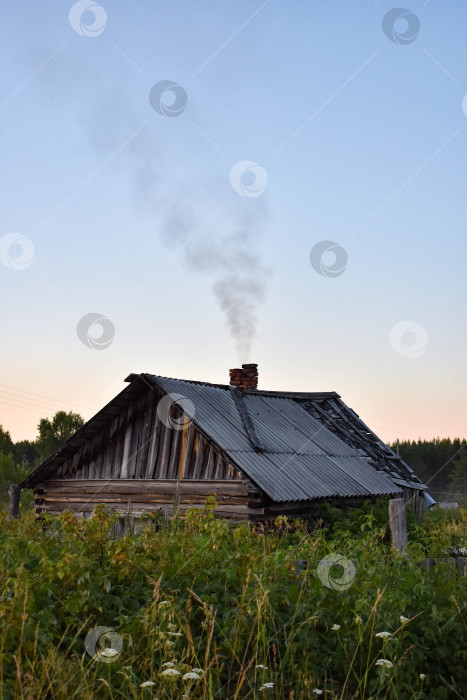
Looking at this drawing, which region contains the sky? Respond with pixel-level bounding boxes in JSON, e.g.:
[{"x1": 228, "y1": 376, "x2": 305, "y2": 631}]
[{"x1": 1, "y1": 0, "x2": 466, "y2": 444}]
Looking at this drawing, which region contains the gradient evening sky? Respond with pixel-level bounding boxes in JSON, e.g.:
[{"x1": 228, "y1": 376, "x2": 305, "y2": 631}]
[{"x1": 1, "y1": 0, "x2": 466, "y2": 443}]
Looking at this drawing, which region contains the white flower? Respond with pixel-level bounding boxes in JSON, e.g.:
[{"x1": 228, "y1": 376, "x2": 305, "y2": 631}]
[
  {"x1": 400, "y1": 615, "x2": 410, "y2": 624},
  {"x1": 354, "y1": 615, "x2": 362, "y2": 624},
  {"x1": 160, "y1": 667, "x2": 180, "y2": 678},
  {"x1": 161, "y1": 662, "x2": 176, "y2": 668},
  {"x1": 140, "y1": 681, "x2": 156, "y2": 688},
  {"x1": 259, "y1": 682, "x2": 274, "y2": 691},
  {"x1": 256, "y1": 664, "x2": 268, "y2": 669},
  {"x1": 375, "y1": 659, "x2": 393, "y2": 668},
  {"x1": 159, "y1": 601, "x2": 170, "y2": 607},
  {"x1": 375, "y1": 631, "x2": 392, "y2": 639},
  {"x1": 331, "y1": 624, "x2": 341, "y2": 631},
  {"x1": 192, "y1": 667, "x2": 203, "y2": 674},
  {"x1": 183, "y1": 672, "x2": 201, "y2": 680},
  {"x1": 420, "y1": 673, "x2": 426, "y2": 681},
  {"x1": 99, "y1": 648, "x2": 119, "y2": 658},
  {"x1": 168, "y1": 632, "x2": 183, "y2": 637},
  {"x1": 313, "y1": 690, "x2": 324, "y2": 696}
]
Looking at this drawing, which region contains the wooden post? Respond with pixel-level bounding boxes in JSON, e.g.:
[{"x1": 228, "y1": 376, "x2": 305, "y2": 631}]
[
  {"x1": 8, "y1": 484, "x2": 21, "y2": 519},
  {"x1": 389, "y1": 498, "x2": 408, "y2": 553}
]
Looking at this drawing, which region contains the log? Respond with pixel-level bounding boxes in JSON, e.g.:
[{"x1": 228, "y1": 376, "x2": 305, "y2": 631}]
[
  {"x1": 8, "y1": 484, "x2": 21, "y2": 518},
  {"x1": 41, "y1": 501, "x2": 258, "y2": 518},
  {"x1": 389, "y1": 498, "x2": 408, "y2": 553},
  {"x1": 35, "y1": 479, "x2": 252, "y2": 495}
]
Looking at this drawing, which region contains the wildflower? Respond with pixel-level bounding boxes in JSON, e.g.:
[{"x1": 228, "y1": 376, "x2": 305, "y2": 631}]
[
  {"x1": 183, "y1": 672, "x2": 201, "y2": 680},
  {"x1": 259, "y1": 682, "x2": 274, "y2": 691},
  {"x1": 400, "y1": 615, "x2": 410, "y2": 624},
  {"x1": 159, "y1": 601, "x2": 170, "y2": 607},
  {"x1": 420, "y1": 673, "x2": 426, "y2": 681},
  {"x1": 192, "y1": 668, "x2": 203, "y2": 674},
  {"x1": 99, "y1": 648, "x2": 119, "y2": 658},
  {"x1": 161, "y1": 662, "x2": 176, "y2": 668},
  {"x1": 168, "y1": 632, "x2": 183, "y2": 637},
  {"x1": 160, "y1": 668, "x2": 181, "y2": 678},
  {"x1": 354, "y1": 615, "x2": 362, "y2": 624},
  {"x1": 375, "y1": 631, "x2": 392, "y2": 639},
  {"x1": 331, "y1": 624, "x2": 341, "y2": 631},
  {"x1": 313, "y1": 690, "x2": 324, "y2": 695},
  {"x1": 256, "y1": 664, "x2": 268, "y2": 669},
  {"x1": 140, "y1": 681, "x2": 156, "y2": 688},
  {"x1": 375, "y1": 659, "x2": 393, "y2": 668}
]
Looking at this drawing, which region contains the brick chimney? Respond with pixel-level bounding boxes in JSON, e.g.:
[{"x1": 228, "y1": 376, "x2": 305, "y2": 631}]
[{"x1": 229, "y1": 363, "x2": 258, "y2": 391}]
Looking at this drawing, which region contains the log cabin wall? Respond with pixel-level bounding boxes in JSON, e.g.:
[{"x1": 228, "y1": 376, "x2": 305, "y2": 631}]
[
  {"x1": 35, "y1": 383, "x2": 254, "y2": 519},
  {"x1": 33, "y1": 479, "x2": 263, "y2": 520}
]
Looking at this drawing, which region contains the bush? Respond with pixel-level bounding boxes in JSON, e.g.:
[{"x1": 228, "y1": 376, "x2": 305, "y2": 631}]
[{"x1": 0, "y1": 504, "x2": 465, "y2": 699}]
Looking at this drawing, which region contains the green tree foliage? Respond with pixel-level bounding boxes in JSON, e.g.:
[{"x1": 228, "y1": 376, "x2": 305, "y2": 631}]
[
  {"x1": 0, "y1": 412, "x2": 84, "y2": 510},
  {"x1": 0, "y1": 454, "x2": 33, "y2": 508},
  {"x1": 36, "y1": 411, "x2": 85, "y2": 461},
  {"x1": 12, "y1": 439, "x2": 39, "y2": 468},
  {"x1": 448, "y1": 450, "x2": 467, "y2": 503},
  {"x1": 389, "y1": 438, "x2": 467, "y2": 501},
  {"x1": 0, "y1": 425, "x2": 14, "y2": 456}
]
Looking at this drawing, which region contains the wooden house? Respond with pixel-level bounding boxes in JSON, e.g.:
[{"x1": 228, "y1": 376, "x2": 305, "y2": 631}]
[{"x1": 18, "y1": 365, "x2": 427, "y2": 521}]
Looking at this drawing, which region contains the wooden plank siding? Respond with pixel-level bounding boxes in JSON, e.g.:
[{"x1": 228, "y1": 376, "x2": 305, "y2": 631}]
[{"x1": 34, "y1": 385, "x2": 251, "y2": 519}]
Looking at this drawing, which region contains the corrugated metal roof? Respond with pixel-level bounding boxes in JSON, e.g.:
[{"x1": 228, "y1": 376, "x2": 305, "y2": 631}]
[
  {"x1": 150, "y1": 375, "x2": 402, "y2": 502},
  {"x1": 21, "y1": 371, "x2": 420, "y2": 502}
]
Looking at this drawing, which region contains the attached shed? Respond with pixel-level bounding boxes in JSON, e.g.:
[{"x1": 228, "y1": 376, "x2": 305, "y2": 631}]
[{"x1": 19, "y1": 365, "x2": 426, "y2": 521}]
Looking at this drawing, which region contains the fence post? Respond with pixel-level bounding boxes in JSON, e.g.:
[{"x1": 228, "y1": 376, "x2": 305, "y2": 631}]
[
  {"x1": 389, "y1": 498, "x2": 408, "y2": 553},
  {"x1": 8, "y1": 484, "x2": 21, "y2": 519}
]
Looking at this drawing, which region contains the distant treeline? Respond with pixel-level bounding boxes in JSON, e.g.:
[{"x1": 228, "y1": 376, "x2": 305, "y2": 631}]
[
  {"x1": 0, "y1": 411, "x2": 84, "y2": 507},
  {"x1": 389, "y1": 438, "x2": 467, "y2": 503}
]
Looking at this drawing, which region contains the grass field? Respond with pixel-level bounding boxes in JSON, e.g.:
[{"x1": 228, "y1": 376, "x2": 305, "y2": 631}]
[{"x1": 0, "y1": 500, "x2": 465, "y2": 699}]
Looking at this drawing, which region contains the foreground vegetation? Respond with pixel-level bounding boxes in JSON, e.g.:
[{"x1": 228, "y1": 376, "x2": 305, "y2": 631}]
[{"x1": 0, "y1": 501, "x2": 465, "y2": 699}]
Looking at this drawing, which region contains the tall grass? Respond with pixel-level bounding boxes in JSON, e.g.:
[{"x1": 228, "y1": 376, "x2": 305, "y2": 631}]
[{"x1": 0, "y1": 503, "x2": 465, "y2": 698}]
